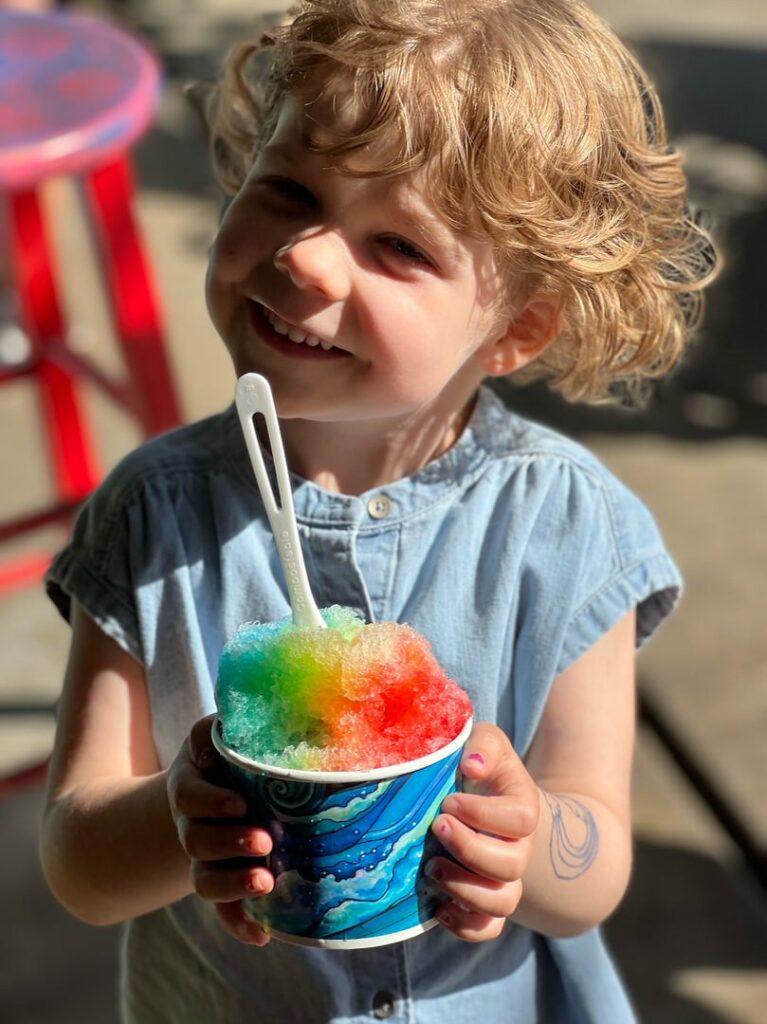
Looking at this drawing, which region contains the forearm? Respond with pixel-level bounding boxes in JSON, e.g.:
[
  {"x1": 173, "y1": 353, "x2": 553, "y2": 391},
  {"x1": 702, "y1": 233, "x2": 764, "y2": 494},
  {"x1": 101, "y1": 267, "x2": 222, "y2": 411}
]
[
  {"x1": 40, "y1": 771, "x2": 193, "y2": 926},
  {"x1": 512, "y1": 785, "x2": 632, "y2": 938}
]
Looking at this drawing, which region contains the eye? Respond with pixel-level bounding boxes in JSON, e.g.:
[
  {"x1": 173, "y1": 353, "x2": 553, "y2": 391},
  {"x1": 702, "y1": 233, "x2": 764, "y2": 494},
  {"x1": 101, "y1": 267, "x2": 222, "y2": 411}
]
[
  {"x1": 261, "y1": 176, "x2": 317, "y2": 208},
  {"x1": 379, "y1": 235, "x2": 432, "y2": 266}
]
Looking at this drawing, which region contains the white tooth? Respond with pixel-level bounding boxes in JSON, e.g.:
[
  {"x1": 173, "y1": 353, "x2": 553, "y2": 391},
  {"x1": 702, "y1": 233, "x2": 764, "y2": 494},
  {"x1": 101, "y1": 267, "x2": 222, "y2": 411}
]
[
  {"x1": 305, "y1": 336, "x2": 320, "y2": 347},
  {"x1": 287, "y1": 328, "x2": 307, "y2": 343},
  {"x1": 273, "y1": 320, "x2": 289, "y2": 336},
  {"x1": 319, "y1": 340, "x2": 333, "y2": 351}
]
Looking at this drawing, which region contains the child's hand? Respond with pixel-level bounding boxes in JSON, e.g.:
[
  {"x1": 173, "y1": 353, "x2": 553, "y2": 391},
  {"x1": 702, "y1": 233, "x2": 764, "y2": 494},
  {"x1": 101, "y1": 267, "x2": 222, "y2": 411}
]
[
  {"x1": 427, "y1": 722, "x2": 539, "y2": 942},
  {"x1": 166, "y1": 715, "x2": 274, "y2": 946}
]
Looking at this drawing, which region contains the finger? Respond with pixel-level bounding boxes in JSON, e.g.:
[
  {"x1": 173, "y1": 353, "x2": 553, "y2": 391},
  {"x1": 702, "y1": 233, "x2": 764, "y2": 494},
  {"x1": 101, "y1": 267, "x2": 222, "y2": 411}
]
[
  {"x1": 459, "y1": 722, "x2": 513, "y2": 782},
  {"x1": 214, "y1": 901, "x2": 271, "y2": 946},
  {"x1": 441, "y1": 791, "x2": 538, "y2": 840},
  {"x1": 458, "y1": 725, "x2": 531, "y2": 797},
  {"x1": 193, "y1": 861, "x2": 274, "y2": 903},
  {"x1": 180, "y1": 821, "x2": 272, "y2": 861},
  {"x1": 435, "y1": 901, "x2": 506, "y2": 943},
  {"x1": 187, "y1": 714, "x2": 220, "y2": 770},
  {"x1": 425, "y1": 857, "x2": 522, "y2": 919},
  {"x1": 432, "y1": 813, "x2": 529, "y2": 883},
  {"x1": 169, "y1": 762, "x2": 246, "y2": 819}
]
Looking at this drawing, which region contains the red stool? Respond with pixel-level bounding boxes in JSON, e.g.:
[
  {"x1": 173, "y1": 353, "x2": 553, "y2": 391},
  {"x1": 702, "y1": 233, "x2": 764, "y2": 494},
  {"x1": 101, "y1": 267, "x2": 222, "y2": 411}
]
[{"x1": 0, "y1": 9, "x2": 182, "y2": 592}]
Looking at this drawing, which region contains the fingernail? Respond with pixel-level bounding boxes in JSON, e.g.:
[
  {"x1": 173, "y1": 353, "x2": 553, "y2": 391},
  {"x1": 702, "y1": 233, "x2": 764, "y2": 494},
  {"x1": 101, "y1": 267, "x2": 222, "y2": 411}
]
[
  {"x1": 438, "y1": 819, "x2": 451, "y2": 838},
  {"x1": 425, "y1": 860, "x2": 444, "y2": 882},
  {"x1": 438, "y1": 908, "x2": 453, "y2": 927},
  {"x1": 466, "y1": 752, "x2": 485, "y2": 766},
  {"x1": 246, "y1": 873, "x2": 264, "y2": 893}
]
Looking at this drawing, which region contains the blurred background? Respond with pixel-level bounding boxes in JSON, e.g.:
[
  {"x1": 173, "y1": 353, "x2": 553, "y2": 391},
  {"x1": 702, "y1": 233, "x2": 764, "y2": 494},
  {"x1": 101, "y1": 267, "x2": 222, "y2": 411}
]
[{"x1": 0, "y1": 1, "x2": 765, "y2": 1021}]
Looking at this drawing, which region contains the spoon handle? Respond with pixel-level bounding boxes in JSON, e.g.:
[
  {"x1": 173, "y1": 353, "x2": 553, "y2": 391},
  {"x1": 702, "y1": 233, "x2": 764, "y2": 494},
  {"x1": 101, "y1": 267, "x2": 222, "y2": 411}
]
[{"x1": 235, "y1": 373, "x2": 326, "y2": 630}]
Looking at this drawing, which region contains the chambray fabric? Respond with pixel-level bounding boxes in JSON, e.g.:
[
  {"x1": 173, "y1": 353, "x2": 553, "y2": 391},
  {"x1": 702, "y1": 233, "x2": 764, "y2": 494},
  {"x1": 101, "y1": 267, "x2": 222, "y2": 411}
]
[{"x1": 47, "y1": 385, "x2": 679, "y2": 1024}]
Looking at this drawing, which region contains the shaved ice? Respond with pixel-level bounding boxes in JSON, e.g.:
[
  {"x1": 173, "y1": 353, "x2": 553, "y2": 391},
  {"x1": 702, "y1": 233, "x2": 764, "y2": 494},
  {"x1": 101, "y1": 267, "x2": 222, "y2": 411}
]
[{"x1": 216, "y1": 606, "x2": 473, "y2": 771}]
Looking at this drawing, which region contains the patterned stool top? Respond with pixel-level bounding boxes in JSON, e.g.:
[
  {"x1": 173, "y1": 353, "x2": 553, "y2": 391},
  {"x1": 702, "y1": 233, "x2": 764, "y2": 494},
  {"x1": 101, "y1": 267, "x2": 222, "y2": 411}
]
[{"x1": 0, "y1": 10, "x2": 161, "y2": 189}]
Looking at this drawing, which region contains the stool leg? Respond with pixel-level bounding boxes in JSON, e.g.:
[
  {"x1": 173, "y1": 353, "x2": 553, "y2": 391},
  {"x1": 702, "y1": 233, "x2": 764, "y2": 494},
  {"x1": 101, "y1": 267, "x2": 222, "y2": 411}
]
[
  {"x1": 7, "y1": 188, "x2": 100, "y2": 504},
  {"x1": 84, "y1": 156, "x2": 182, "y2": 435}
]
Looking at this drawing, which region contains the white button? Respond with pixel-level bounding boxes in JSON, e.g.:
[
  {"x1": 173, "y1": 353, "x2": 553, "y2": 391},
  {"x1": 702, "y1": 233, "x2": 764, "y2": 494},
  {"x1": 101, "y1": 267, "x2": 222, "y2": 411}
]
[{"x1": 367, "y1": 494, "x2": 393, "y2": 519}]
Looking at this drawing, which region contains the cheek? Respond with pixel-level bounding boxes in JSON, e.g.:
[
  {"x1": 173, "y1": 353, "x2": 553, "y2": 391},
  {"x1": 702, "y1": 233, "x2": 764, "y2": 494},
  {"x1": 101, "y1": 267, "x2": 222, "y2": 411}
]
[
  {"x1": 205, "y1": 241, "x2": 245, "y2": 342},
  {"x1": 208, "y1": 192, "x2": 272, "y2": 284},
  {"x1": 204, "y1": 259, "x2": 222, "y2": 324},
  {"x1": 207, "y1": 224, "x2": 245, "y2": 286}
]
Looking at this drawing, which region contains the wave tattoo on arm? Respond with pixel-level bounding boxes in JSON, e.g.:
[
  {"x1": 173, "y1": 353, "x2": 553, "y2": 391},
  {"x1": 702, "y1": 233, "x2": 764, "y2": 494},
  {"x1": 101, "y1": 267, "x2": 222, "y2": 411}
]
[{"x1": 542, "y1": 794, "x2": 599, "y2": 880}]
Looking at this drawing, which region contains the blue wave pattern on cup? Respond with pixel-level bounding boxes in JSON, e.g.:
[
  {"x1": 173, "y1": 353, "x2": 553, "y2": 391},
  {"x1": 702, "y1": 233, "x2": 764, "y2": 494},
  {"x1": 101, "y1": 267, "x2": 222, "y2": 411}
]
[{"x1": 234, "y1": 746, "x2": 463, "y2": 942}]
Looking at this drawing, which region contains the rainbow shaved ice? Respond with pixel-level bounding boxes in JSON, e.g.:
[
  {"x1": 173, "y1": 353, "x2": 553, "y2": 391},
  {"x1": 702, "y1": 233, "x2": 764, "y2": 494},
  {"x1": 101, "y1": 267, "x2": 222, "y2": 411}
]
[{"x1": 216, "y1": 606, "x2": 473, "y2": 771}]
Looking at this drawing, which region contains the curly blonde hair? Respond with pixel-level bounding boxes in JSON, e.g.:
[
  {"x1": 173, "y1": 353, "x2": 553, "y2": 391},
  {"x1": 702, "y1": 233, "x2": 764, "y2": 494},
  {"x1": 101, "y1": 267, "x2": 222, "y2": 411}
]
[{"x1": 206, "y1": 0, "x2": 717, "y2": 402}]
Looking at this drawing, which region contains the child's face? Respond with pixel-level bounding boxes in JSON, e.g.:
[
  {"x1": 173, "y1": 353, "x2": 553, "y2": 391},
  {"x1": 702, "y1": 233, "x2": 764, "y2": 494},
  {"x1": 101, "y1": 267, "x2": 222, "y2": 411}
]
[{"x1": 206, "y1": 92, "x2": 512, "y2": 424}]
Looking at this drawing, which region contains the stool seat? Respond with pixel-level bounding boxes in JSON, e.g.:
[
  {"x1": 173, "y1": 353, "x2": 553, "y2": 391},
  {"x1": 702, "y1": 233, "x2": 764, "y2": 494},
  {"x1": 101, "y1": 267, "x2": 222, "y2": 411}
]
[{"x1": 0, "y1": 10, "x2": 160, "y2": 190}]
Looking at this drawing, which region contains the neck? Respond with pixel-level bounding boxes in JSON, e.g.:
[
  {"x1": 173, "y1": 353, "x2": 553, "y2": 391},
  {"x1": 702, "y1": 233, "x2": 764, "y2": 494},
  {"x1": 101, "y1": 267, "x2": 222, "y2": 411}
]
[{"x1": 278, "y1": 393, "x2": 478, "y2": 495}]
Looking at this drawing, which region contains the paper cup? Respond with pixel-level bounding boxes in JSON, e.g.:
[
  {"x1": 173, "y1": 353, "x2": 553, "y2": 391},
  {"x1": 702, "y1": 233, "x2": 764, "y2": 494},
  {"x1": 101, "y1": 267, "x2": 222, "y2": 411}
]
[{"x1": 211, "y1": 716, "x2": 473, "y2": 949}]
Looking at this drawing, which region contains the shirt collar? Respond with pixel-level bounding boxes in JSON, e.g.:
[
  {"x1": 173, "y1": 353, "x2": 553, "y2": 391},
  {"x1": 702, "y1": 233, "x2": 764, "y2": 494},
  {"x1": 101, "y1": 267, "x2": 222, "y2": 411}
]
[{"x1": 223, "y1": 385, "x2": 512, "y2": 527}]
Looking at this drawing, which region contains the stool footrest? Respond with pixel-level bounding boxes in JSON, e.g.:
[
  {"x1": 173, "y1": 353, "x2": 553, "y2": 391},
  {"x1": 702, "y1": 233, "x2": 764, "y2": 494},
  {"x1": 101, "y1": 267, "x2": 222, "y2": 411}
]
[
  {"x1": 0, "y1": 498, "x2": 82, "y2": 544},
  {"x1": 0, "y1": 552, "x2": 54, "y2": 592}
]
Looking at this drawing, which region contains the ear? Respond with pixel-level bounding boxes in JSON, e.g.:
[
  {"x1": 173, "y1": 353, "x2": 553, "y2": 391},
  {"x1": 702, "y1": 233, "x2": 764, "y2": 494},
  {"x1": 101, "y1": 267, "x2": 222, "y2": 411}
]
[{"x1": 479, "y1": 293, "x2": 562, "y2": 378}]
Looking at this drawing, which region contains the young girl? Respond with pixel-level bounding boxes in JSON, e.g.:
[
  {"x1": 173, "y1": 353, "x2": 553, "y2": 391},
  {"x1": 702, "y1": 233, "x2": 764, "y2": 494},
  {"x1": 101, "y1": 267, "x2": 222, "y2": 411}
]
[{"x1": 40, "y1": 2, "x2": 716, "y2": 1021}]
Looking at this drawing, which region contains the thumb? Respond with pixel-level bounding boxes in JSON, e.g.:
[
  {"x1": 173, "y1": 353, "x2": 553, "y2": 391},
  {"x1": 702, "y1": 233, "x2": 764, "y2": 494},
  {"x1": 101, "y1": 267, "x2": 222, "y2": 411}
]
[
  {"x1": 458, "y1": 722, "x2": 518, "y2": 793},
  {"x1": 188, "y1": 714, "x2": 219, "y2": 770}
]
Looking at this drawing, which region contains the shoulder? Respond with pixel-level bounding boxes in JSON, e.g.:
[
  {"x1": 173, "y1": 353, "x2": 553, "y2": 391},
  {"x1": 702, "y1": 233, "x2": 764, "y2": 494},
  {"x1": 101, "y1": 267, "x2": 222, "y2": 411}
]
[
  {"x1": 45, "y1": 409, "x2": 243, "y2": 655},
  {"x1": 473, "y1": 388, "x2": 663, "y2": 570},
  {"x1": 54, "y1": 408, "x2": 245, "y2": 583},
  {"x1": 90, "y1": 408, "x2": 241, "y2": 519},
  {"x1": 469, "y1": 389, "x2": 681, "y2": 658}
]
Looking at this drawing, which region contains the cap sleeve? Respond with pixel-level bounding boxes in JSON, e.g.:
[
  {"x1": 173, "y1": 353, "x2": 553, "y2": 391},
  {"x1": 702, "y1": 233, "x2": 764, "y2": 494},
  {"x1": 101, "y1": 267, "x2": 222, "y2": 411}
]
[
  {"x1": 45, "y1": 455, "x2": 146, "y2": 663},
  {"x1": 516, "y1": 455, "x2": 681, "y2": 687}
]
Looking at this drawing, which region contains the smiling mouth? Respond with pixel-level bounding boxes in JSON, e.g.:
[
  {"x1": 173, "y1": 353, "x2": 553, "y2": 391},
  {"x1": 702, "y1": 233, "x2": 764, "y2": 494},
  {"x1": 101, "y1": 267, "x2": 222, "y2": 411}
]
[{"x1": 249, "y1": 300, "x2": 350, "y2": 358}]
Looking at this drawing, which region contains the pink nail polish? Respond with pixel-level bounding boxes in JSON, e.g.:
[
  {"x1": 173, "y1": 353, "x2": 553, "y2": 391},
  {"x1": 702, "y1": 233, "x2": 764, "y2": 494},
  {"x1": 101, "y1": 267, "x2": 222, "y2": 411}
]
[{"x1": 467, "y1": 752, "x2": 485, "y2": 766}]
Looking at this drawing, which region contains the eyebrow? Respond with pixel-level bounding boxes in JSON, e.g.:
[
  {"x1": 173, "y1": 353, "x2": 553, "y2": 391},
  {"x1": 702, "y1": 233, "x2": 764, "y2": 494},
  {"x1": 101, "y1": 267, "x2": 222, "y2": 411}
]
[{"x1": 396, "y1": 191, "x2": 465, "y2": 262}]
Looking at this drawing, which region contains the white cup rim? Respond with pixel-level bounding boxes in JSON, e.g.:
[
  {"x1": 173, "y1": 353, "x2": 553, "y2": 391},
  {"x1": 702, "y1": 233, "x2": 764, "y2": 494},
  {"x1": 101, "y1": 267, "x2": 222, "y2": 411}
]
[{"x1": 212, "y1": 715, "x2": 473, "y2": 783}]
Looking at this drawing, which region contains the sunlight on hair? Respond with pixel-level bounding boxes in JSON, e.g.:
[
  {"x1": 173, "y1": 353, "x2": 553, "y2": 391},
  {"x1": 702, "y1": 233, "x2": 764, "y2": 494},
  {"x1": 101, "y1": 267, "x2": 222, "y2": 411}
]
[{"x1": 206, "y1": 0, "x2": 719, "y2": 404}]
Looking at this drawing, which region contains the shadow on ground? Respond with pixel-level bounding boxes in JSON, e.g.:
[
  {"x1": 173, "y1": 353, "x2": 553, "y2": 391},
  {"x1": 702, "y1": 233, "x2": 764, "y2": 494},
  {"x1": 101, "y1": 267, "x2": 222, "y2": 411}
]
[{"x1": 606, "y1": 840, "x2": 767, "y2": 1023}]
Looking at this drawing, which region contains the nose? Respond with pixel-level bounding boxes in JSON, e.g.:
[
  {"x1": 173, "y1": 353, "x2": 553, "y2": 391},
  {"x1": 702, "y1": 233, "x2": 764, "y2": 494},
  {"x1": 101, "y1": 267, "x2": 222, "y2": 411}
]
[{"x1": 273, "y1": 232, "x2": 351, "y2": 301}]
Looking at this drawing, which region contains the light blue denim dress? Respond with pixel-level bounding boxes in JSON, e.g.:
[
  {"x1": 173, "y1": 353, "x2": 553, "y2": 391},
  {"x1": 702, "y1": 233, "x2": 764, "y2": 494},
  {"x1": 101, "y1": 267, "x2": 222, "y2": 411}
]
[{"x1": 47, "y1": 386, "x2": 680, "y2": 1023}]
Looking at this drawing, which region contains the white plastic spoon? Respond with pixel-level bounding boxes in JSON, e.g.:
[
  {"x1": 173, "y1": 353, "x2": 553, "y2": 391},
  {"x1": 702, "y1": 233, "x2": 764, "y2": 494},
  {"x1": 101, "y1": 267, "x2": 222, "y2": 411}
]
[{"x1": 235, "y1": 372, "x2": 327, "y2": 630}]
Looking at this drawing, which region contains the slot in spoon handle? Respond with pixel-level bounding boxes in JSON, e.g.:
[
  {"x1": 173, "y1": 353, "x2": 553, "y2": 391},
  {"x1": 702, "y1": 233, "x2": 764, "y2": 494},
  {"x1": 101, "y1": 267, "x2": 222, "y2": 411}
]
[{"x1": 235, "y1": 373, "x2": 326, "y2": 630}]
